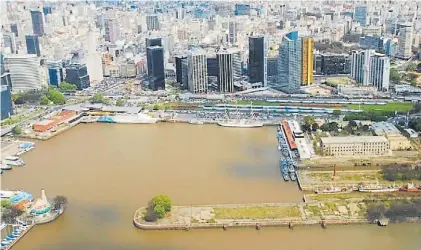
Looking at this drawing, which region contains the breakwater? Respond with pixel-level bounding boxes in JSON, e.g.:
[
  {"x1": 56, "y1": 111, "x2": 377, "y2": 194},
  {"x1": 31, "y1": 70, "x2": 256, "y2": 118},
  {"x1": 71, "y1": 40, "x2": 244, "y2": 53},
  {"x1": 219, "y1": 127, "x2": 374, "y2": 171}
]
[{"x1": 132, "y1": 202, "x2": 372, "y2": 231}]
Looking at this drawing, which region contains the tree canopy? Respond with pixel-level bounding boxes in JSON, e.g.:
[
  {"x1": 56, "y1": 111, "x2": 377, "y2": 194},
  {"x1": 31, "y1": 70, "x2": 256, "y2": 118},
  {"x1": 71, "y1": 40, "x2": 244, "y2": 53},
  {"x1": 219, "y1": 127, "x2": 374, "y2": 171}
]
[
  {"x1": 59, "y1": 82, "x2": 77, "y2": 92},
  {"x1": 115, "y1": 98, "x2": 125, "y2": 107},
  {"x1": 52, "y1": 195, "x2": 68, "y2": 210},
  {"x1": 47, "y1": 88, "x2": 66, "y2": 105},
  {"x1": 408, "y1": 118, "x2": 421, "y2": 132},
  {"x1": 389, "y1": 68, "x2": 401, "y2": 83},
  {"x1": 406, "y1": 62, "x2": 417, "y2": 72},
  {"x1": 40, "y1": 95, "x2": 50, "y2": 105},
  {"x1": 303, "y1": 116, "x2": 315, "y2": 126},
  {"x1": 150, "y1": 195, "x2": 172, "y2": 219},
  {"x1": 91, "y1": 93, "x2": 108, "y2": 104}
]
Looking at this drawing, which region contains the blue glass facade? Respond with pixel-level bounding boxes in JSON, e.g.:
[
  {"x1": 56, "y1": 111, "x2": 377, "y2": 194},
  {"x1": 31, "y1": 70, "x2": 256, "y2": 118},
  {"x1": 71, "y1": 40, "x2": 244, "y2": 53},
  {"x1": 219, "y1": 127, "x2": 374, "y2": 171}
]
[
  {"x1": 65, "y1": 64, "x2": 90, "y2": 90},
  {"x1": 30, "y1": 10, "x2": 45, "y2": 36},
  {"x1": 26, "y1": 35, "x2": 41, "y2": 56},
  {"x1": 248, "y1": 36, "x2": 267, "y2": 87},
  {"x1": 235, "y1": 4, "x2": 250, "y2": 16},
  {"x1": 43, "y1": 6, "x2": 52, "y2": 15},
  {"x1": 48, "y1": 64, "x2": 64, "y2": 87},
  {"x1": 359, "y1": 36, "x2": 381, "y2": 50},
  {"x1": 1, "y1": 85, "x2": 13, "y2": 120},
  {"x1": 146, "y1": 47, "x2": 165, "y2": 90},
  {"x1": 354, "y1": 6, "x2": 367, "y2": 26},
  {"x1": 10, "y1": 24, "x2": 18, "y2": 37}
]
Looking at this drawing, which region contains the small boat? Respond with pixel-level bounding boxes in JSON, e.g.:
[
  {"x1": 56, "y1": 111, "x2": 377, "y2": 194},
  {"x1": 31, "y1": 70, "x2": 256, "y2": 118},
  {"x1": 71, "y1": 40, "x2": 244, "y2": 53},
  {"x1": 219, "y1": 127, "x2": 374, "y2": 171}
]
[
  {"x1": 358, "y1": 186, "x2": 399, "y2": 193},
  {"x1": 281, "y1": 149, "x2": 289, "y2": 157},
  {"x1": 277, "y1": 145, "x2": 281, "y2": 151},
  {"x1": 399, "y1": 182, "x2": 421, "y2": 193},
  {"x1": 2, "y1": 156, "x2": 25, "y2": 166},
  {"x1": 0, "y1": 164, "x2": 12, "y2": 170},
  {"x1": 189, "y1": 119, "x2": 204, "y2": 125},
  {"x1": 283, "y1": 173, "x2": 290, "y2": 181},
  {"x1": 289, "y1": 172, "x2": 297, "y2": 181}
]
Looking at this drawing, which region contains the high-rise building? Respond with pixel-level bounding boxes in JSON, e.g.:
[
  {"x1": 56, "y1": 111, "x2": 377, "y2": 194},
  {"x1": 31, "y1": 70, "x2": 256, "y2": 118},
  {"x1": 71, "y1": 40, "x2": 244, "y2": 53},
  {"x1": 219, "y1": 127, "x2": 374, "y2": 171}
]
[
  {"x1": 354, "y1": 6, "x2": 368, "y2": 27},
  {"x1": 301, "y1": 37, "x2": 314, "y2": 85},
  {"x1": 25, "y1": 35, "x2": 41, "y2": 56},
  {"x1": 5, "y1": 54, "x2": 43, "y2": 91},
  {"x1": 235, "y1": 4, "x2": 250, "y2": 16},
  {"x1": 3, "y1": 32, "x2": 17, "y2": 54},
  {"x1": 175, "y1": 55, "x2": 187, "y2": 85},
  {"x1": 10, "y1": 24, "x2": 18, "y2": 37},
  {"x1": 181, "y1": 58, "x2": 188, "y2": 90},
  {"x1": 86, "y1": 27, "x2": 103, "y2": 84},
  {"x1": 385, "y1": 17, "x2": 398, "y2": 35},
  {"x1": 30, "y1": 10, "x2": 45, "y2": 36},
  {"x1": 146, "y1": 15, "x2": 160, "y2": 31},
  {"x1": 147, "y1": 46, "x2": 165, "y2": 90},
  {"x1": 278, "y1": 32, "x2": 302, "y2": 93},
  {"x1": 351, "y1": 50, "x2": 389, "y2": 91},
  {"x1": 359, "y1": 35, "x2": 382, "y2": 50},
  {"x1": 187, "y1": 48, "x2": 208, "y2": 94},
  {"x1": 351, "y1": 50, "x2": 373, "y2": 85},
  {"x1": 104, "y1": 17, "x2": 119, "y2": 43},
  {"x1": 43, "y1": 6, "x2": 52, "y2": 16},
  {"x1": 1, "y1": 85, "x2": 13, "y2": 120},
  {"x1": 248, "y1": 36, "x2": 267, "y2": 87},
  {"x1": 47, "y1": 60, "x2": 65, "y2": 87},
  {"x1": 217, "y1": 48, "x2": 241, "y2": 93},
  {"x1": 318, "y1": 54, "x2": 349, "y2": 75},
  {"x1": 206, "y1": 58, "x2": 218, "y2": 77},
  {"x1": 228, "y1": 21, "x2": 238, "y2": 44},
  {"x1": 370, "y1": 54, "x2": 390, "y2": 91},
  {"x1": 146, "y1": 38, "x2": 162, "y2": 47},
  {"x1": 397, "y1": 24, "x2": 413, "y2": 59},
  {"x1": 65, "y1": 64, "x2": 90, "y2": 90}
]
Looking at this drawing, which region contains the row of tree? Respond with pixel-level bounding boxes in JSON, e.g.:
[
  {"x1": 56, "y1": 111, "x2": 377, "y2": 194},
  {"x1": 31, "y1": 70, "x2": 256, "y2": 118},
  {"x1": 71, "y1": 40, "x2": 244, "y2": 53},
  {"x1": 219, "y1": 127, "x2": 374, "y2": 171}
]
[
  {"x1": 343, "y1": 111, "x2": 389, "y2": 122},
  {"x1": 409, "y1": 118, "x2": 421, "y2": 132},
  {"x1": 382, "y1": 164, "x2": 421, "y2": 181},
  {"x1": 367, "y1": 199, "x2": 421, "y2": 222}
]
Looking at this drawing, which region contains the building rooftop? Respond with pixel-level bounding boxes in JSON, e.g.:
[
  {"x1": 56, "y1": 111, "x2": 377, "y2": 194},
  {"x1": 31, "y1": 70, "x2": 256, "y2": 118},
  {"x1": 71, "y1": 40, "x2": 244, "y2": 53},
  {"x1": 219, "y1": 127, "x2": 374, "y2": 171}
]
[
  {"x1": 371, "y1": 122, "x2": 401, "y2": 136},
  {"x1": 36, "y1": 119, "x2": 54, "y2": 126},
  {"x1": 321, "y1": 136, "x2": 388, "y2": 144}
]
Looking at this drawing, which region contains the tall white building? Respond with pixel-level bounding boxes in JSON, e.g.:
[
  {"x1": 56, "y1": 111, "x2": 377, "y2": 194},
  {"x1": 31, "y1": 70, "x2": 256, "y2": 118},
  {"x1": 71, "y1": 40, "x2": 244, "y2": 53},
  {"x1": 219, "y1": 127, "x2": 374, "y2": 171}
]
[
  {"x1": 86, "y1": 27, "x2": 103, "y2": 85},
  {"x1": 217, "y1": 48, "x2": 241, "y2": 93},
  {"x1": 187, "y1": 48, "x2": 208, "y2": 94},
  {"x1": 397, "y1": 23, "x2": 413, "y2": 59},
  {"x1": 351, "y1": 50, "x2": 390, "y2": 91},
  {"x1": 5, "y1": 54, "x2": 43, "y2": 91},
  {"x1": 351, "y1": 50, "x2": 373, "y2": 86}
]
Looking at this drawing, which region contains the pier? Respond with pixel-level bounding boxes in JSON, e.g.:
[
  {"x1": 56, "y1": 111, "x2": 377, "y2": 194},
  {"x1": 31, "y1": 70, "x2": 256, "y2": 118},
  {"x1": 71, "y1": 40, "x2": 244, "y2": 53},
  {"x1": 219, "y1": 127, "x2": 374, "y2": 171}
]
[{"x1": 2, "y1": 223, "x2": 34, "y2": 250}]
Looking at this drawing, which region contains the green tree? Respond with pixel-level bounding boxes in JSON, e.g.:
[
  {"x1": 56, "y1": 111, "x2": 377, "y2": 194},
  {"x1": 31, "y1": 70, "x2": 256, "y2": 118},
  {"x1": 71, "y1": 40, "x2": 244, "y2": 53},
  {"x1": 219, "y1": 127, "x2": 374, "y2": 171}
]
[
  {"x1": 332, "y1": 109, "x2": 342, "y2": 117},
  {"x1": 59, "y1": 82, "x2": 77, "y2": 92},
  {"x1": 311, "y1": 123, "x2": 319, "y2": 131},
  {"x1": 163, "y1": 104, "x2": 171, "y2": 111},
  {"x1": 152, "y1": 104, "x2": 160, "y2": 110},
  {"x1": 152, "y1": 195, "x2": 172, "y2": 212},
  {"x1": 412, "y1": 102, "x2": 421, "y2": 113},
  {"x1": 40, "y1": 95, "x2": 50, "y2": 105},
  {"x1": 1, "y1": 199, "x2": 11, "y2": 208},
  {"x1": 12, "y1": 126, "x2": 22, "y2": 135},
  {"x1": 153, "y1": 204, "x2": 166, "y2": 219},
  {"x1": 115, "y1": 98, "x2": 125, "y2": 107},
  {"x1": 390, "y1": 68, "x2": 401, "y2": 83},
  {"x1": 406, "y1": 63, "x2": 417, "y2": 72},
  {"x1": 47, "y1": 89, "x2": 66, "y2": 105},
  {"x1": 303, "y1": 116, "x2": 315, "y2": 126},
  {"x1": 52, "y1": 195, "x2": 68, "y2": 210},
  {"x1": 91, "y1": 93, "x2": 108, "y2": 104},
  {"x1": 367, "y1": 204, "x2": 386, "y2": 222}
]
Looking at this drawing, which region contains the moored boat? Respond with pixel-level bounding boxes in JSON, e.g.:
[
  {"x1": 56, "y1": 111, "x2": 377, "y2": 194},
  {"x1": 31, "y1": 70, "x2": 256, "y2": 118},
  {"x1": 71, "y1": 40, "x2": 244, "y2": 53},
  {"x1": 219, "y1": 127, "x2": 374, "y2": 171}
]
[
  {"x1": 289, "y1": 171, "x2": 297, "y2": 181},
  {"x1": 2, "y1": 156, "x2": 24, "y2": 166},
  {"x1": 189, "y1": 119, "x2": 204, "y2": 125},
  {"x1": 358, "y1": 186, "x2": 399, "y2": 193},
  {"x1": 0, "y1": 164, "x2": 12, "y2": 170}
]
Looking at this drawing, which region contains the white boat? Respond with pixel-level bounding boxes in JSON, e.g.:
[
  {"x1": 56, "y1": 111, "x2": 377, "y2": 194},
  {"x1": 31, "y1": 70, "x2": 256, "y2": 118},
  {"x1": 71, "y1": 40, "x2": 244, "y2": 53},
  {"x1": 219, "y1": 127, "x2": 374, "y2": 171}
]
[
  {"x1": 0, "y1": 190, "x2": 19, "y2": 198},
  {"x1": 358, "y1": 186, "x2": 399, "y2": 193},
  {"x1": 2, "y1": 156, "x2": 25, "y2": 166},
  {"x1": 98, "y1": 113, "x2": 158, "y2": 124},
  {"x1": 189, "y1": 119, "x2": 204, "y2": 125},
  {"x1": 0, "y1": 164, "x2": 12, "y2": 170},
  {"x1": 217, "y1": 102, "x2": 263, "y2": 128}
]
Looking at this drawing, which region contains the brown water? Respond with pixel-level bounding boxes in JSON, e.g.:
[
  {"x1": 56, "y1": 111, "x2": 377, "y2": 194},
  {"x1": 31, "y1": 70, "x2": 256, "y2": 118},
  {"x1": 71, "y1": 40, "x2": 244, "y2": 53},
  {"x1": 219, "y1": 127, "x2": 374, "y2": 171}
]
[{"x1": 2, "y1": 124, "x2": 421, "y2": 250}]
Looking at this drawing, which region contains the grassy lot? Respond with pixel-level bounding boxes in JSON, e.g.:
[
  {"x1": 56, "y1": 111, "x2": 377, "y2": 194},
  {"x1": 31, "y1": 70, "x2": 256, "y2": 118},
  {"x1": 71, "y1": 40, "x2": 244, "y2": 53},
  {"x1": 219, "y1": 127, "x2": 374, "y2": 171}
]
[
  {"x1": 213, "y1": 206, "x2": 302, "y2": 219},
  {"x1": 311, "y1": 191, "x2": 421, "y2": 201},
  {"x1": 347, "y1": 102, "x2": 413, "y2": 112},
  {"x1": 325, "y1": 77, "x2": 353, "y2": 86}
]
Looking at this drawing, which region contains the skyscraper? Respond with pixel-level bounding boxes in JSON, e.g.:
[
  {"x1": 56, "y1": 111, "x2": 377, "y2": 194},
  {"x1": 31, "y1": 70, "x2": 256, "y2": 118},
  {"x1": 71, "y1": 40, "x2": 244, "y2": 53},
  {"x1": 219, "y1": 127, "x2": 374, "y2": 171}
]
[
  {"x1": 397, "y1": 24, "x2": 413, "y2": 59},
  {"x1": 10, "y1": 24, "x2": 18, "y2": 37},
  {"x1": 146, "y1": 15, "x2": 160, "y2": 31},
  {"x1": 228, "y1": 21, "x2": 238, "y2": 44},
  {"x1": 248, "y1": 36, "x2": 267, "y2": 87},
  {"x1": 146, "y1": 38, "x2": 162, "y2": 47},
  {"x1": 104, "y1": 17, "x2": 119, "y2": 43},
  {"x1": 354, "y1": 6, "x2": 368, "y2": 27},
  {"x1": 86, "y1": 27, "x2": 103, "y2": 84},
  {"x1": 1, "y1": 85, "x2": 13, "y2": 120},
  {"x1": 3, "y1": 32, "x2": 17, "y2": 54},
  {"x1": 30, "y1": 10, "x2": 45, "y2": 36},
  {"x1": 5, "y1": 54, "x2": 43, "y2": 91},
  {"x1": 301, "y1": 37, "x2": 314, "y2": 85},
  {"x1": 65, "y1": 63, "x2": 90, "y2": 90},
  {"x1": 351, "y1": 50, "x2": 373, "y2": 85},
  {"x1": 26, "y1": 35, "x2": 41, "y2": 56},
  {"x1": 278, "y1": 32, "x2": 302, "y2": 93},
  {"x1": 187, "y1": 48, "x2": 208, "y2": 94},
  {"x1": 175, "y1": 55, "x2": 187, "y2": 85},
  {"x1": 47, "y1": 60, "x2": 65, "y2": 87},
  {"x1": 147, "y1": 46, "x2": 165, "y2": 90},
  {"x1": 217, "y1": 48, "x2": 241, "y2": 93},
  {"x1": 370, "y1": 54, "x2": 390, "y2": 91}
]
